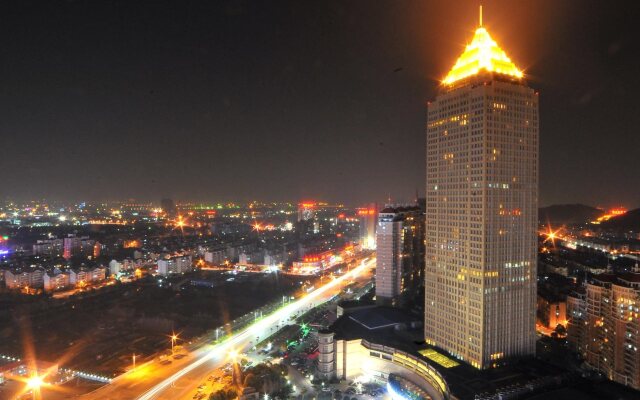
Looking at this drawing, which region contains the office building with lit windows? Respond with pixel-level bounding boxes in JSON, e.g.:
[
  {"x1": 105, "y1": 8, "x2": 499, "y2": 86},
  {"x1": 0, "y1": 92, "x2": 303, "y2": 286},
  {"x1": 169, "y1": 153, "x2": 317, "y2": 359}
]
[{"x1": 424, "y1": 14, "x2": 539, "y2": 369}]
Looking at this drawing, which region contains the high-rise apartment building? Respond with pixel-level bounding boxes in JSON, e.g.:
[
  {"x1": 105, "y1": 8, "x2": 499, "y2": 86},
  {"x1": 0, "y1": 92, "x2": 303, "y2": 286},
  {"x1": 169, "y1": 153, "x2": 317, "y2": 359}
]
[
  {"x1": 376, "y1": 205, "x2": 424, "y2": 306},
  {"x1": 566, "y1": 288, "x2": 587, "y2": 357},
  {"x1": 567, "y1": 274, "x2": 640, "y2": 390},
  {"x1": 357, "y1": 204, "x2": 377, "y2": 250},
  {"x1": 424, "y1": 13, "x2": 539, "y2": 369},
  {"x1": 376, "y1": 208, "x2": 403, "y2": 305},
  {"x1": 567, "y1": 272, "x2": 640, "y2": 390},
  {"x1": 62, "y1": 234, "x2": 94, "y2": 259}
]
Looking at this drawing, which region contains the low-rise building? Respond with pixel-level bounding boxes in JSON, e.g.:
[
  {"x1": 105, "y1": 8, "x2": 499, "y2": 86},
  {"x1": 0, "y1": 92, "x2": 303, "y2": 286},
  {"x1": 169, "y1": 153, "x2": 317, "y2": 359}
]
[
  {"x1": 157, "y1": 255, "x2": 193, "y2": 276},
  {"x1": 204, "y1": 248, "x2": 228, "y2": 265},
  {"x1": 238, "y1": 251, "x2": 264, "y2": 266},
  {"x1": 43, "y1": 271, "x2": 70, "y2": 291},
  {"x1": 69, "y1": 266, "x2": 106, "y2": 286},
  {"x1": 318, "y1": 307, "x2": 447, "y2": 400},
  {"x1": 32, "y1": 239, "x2": 63, "y2": 256},
  {"x1": 109, "y1": 260, "x2": 122, "y2": 276},
  {"x1": 264, "y1": 250, "x2": 286, "y2": 266},
  {"x1": 536, "y1": 292, "x2": 567, "y2": 331},
  {"x1": 4, "y1": 269, "x2": 44, "y2": 289}
]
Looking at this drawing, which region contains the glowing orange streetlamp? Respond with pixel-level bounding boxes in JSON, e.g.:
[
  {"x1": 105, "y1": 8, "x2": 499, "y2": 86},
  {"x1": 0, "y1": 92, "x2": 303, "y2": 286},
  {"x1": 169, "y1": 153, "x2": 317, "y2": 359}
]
[{"x1": 170, "y1": 333, "x2": 179, "y2": 353}]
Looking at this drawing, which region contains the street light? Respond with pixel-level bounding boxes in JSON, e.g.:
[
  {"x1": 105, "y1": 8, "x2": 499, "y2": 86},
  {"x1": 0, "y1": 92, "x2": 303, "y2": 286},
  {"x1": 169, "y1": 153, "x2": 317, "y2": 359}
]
[
  {"x1": 170, "y1": 333, "x2": 179, "y2": 353},
  {"x1": 132, "y1": 353, "x2": 137, "y2": 369},
  {"x1": 27, "y1": 376, "x2": 43, "y2": 389},
  {"x1": 229, "y1": 349, "x2": 240, "y2": 385},
  {"x1": 27, "y1": 375, "x2": 43, "y2": 400}
]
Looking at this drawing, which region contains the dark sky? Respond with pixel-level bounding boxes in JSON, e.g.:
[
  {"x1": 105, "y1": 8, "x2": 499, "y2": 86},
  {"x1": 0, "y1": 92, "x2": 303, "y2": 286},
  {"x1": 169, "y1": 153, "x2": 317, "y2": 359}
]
[{"x1": 1, "y1": 0, "x2": 639, "y2": 207}]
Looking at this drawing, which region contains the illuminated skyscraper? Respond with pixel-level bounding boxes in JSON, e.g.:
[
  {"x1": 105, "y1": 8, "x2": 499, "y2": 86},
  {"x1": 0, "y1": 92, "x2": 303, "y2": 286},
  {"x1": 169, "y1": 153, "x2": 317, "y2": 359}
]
[{"x1": 424, "y1": 10, "x2": 539, "y2": 369}]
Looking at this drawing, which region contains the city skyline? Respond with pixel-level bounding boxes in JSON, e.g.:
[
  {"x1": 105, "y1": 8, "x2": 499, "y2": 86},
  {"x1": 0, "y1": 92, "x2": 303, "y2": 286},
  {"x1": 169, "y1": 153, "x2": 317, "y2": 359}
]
[
  {"x1": 1, "y1": 0, "x2": 639, "y2": 207},
  {"x1": 2, "y1": 3, "x2": 640, "y2": 399}
]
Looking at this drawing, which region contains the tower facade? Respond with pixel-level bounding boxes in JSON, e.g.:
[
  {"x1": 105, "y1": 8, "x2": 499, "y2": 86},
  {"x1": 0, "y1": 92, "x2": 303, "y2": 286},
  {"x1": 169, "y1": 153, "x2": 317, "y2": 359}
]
[
  {"x1": 424, "y1": 20, "x2": 539, "y2": 369},
  {"x1": 357, "y1": 204, "x2": 377, "y2": 250},
  {"x1": 376, "y1": 208, "x2": 404, "y2": 305},
  {"x1": 376, "y1": 205, "x2": 425, "y2": 306}
]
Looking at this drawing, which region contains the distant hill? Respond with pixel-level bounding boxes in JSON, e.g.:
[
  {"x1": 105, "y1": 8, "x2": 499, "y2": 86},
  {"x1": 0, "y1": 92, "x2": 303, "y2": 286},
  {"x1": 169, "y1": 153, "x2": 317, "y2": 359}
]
[
  {"x1": 538, "y1": 204, "x2": 603, "y2": 225},
  {"x1": 600, "y1": 208, "x2": 640, "y2": 231}
]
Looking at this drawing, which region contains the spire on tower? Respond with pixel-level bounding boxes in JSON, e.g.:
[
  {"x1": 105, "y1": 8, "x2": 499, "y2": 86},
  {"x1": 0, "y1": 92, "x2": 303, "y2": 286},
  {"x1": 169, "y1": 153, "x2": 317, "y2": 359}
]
[{"x1": 442, "y1": 9, "x2": 523, "y2": 86}]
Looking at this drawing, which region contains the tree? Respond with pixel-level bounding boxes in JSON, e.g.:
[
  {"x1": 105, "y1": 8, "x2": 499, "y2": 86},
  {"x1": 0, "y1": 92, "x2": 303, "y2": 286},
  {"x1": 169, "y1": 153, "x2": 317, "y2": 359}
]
[
  {"x1": 273, "y1": 384, "x2": 293, "y2": 399},
  {"x1": 243, "y1": 363, "x2": 287, "y2": 395},
  {"x1": 209, "y1": 389, "x2": 237, "y2": 400},
  {"x1": 555, "y1": 323, "x2": 567, "y2": 337}
]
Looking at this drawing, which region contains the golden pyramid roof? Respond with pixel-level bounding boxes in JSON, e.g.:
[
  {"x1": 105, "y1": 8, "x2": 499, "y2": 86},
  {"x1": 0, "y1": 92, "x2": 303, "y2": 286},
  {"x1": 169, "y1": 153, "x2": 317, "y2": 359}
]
[{"x1": 443, "y1": 25, "x2": 523, "y2": 86}]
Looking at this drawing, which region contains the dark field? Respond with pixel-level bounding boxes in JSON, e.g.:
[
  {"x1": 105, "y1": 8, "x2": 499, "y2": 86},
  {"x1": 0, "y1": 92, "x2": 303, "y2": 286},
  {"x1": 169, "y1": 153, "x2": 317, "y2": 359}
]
[{"x1": 0, "y1": 271, "x2": 303, "y2": 376}]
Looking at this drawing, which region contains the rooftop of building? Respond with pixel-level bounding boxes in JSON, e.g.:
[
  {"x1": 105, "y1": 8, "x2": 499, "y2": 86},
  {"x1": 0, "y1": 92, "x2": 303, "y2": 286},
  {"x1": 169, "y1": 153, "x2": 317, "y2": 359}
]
[
  {"x1": 589, "y1": 272, "x2": 640, "y2": 287},
  {"x1": 537, "y1": 289, "x2": 565, "y2": 304},
  {"x1": 591, "y1": 273, "x2": 617, "y2": 284},
  {"x1": 379, "y1": 206, "x2": 421, "y2": 214},
  {"x1": 526, "y1": 378, "x2": 640, "y2": 400},
  {"x1": 337, "y1": 293, "x2": 375, "y2": 310},
  {"x1": 348, "y1": 306, "x2": 416, "y2": 331},
  {"x1": 567, "y1": 286, "x2": 587, "y2": 298},
  {"x1": 617, "y1": 272, "x2": 640, "y2": 283},
  {"x1": 330, "y1": 305, "x2": 420, "y2": 343}
]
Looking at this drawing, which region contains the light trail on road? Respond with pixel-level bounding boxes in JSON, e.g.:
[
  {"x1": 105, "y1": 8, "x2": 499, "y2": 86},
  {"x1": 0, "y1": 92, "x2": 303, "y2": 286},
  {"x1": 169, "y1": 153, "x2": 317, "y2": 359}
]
[{"x1": 137, "y1": 258, "x2": 374, "y2": 400}]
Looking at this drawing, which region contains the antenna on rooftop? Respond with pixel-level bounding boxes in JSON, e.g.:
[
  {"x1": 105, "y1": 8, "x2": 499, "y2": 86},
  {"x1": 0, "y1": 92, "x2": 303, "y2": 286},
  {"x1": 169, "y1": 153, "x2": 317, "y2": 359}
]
[{"x1": 479, "y1": 4, "x2": 483, "y2": 27}]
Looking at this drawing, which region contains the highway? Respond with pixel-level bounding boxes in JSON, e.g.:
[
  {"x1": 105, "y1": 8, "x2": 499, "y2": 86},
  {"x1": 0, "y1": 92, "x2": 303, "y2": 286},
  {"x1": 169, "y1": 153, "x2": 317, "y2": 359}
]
[{"x1": 79, "y1": 257, "x2": 375, "y2": 400}]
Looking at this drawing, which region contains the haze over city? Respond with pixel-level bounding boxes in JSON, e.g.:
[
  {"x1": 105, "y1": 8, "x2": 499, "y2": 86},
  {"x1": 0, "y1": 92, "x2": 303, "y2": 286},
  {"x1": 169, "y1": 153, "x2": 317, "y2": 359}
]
[{"x1": 1, "y1": 0, "x2": 638, "y2": 206}]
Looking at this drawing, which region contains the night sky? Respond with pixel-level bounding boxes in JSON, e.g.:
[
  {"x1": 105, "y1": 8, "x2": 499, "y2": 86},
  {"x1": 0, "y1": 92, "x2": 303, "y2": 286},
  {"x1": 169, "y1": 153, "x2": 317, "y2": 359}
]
[{"x1": 1, "y1": 0, "x2": 639, "y2": 207}]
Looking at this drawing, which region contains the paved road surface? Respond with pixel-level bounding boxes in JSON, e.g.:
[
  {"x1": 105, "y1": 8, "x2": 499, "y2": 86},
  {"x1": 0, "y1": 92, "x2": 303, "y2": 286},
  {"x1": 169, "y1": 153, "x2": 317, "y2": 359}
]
[{"x1": 79, "y1": 257, "x2": 374, "y2": 400}]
